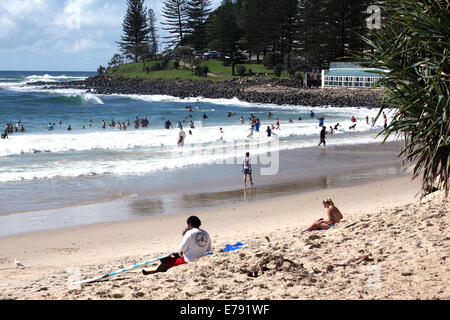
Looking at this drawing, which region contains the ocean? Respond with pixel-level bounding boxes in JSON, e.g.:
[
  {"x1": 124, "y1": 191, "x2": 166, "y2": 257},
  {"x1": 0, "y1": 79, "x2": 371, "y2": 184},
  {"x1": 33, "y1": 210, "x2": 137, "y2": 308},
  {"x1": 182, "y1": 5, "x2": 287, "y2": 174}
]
[{"x1": 0, "y1": 71, "x2": 403, "y2": 236}]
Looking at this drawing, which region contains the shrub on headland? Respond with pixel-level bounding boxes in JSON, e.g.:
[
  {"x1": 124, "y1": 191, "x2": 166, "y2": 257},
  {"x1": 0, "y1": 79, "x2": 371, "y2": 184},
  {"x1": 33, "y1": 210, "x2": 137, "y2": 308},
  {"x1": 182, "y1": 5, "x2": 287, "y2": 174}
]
[
  {"x1": 274, "y1": 65, "x2": 283, "y2": 77},
  {"x1": 238, "y1": 66, "x2": 246, "y2": 77},
  {"x1": 263, "y1": 52, "x2": 284, "y2": 70}
]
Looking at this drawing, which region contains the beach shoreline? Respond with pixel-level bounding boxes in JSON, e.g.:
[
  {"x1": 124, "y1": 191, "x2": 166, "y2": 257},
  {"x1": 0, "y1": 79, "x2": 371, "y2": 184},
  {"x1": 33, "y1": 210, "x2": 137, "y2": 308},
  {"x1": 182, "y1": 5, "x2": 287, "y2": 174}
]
[
  {"x1": 0, "y1": 142, "x2": 407, "y2": 237},
  {"x1": 3, "y1": 174, "x2": 447, "y2": 300}
]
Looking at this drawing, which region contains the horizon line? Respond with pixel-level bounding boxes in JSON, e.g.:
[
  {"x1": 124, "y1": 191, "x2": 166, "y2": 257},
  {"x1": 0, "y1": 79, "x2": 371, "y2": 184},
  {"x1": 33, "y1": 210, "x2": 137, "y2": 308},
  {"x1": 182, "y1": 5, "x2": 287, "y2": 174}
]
[{"x1": 0, "y1": 69, "x2": 97, "y2": 73}]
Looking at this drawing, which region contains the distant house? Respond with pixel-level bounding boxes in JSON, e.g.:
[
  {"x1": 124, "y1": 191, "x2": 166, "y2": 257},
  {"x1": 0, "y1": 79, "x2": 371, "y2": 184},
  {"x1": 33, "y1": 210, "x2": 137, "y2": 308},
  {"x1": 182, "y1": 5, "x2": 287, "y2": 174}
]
[{"x1": 321, "y1": 62, "x2": 384, "y2": 89}]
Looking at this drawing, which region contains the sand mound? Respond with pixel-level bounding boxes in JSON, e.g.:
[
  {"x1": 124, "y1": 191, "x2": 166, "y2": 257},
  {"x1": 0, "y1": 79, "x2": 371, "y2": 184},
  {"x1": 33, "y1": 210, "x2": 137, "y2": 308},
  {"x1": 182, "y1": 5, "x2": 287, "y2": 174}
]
[{"x1": 1, "y1": 191, "x2": 448, "y2": 300}]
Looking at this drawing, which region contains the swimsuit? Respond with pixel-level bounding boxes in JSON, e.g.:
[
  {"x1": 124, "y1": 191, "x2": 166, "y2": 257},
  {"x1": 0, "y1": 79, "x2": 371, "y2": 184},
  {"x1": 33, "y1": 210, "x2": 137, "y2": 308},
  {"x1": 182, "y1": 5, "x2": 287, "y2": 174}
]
[
  {"x1": 244, "y1": 158, "x2": 251, "y2": 175},
  {"x1": 328, "y1": 213, "x2": 339, "y2": 228}
]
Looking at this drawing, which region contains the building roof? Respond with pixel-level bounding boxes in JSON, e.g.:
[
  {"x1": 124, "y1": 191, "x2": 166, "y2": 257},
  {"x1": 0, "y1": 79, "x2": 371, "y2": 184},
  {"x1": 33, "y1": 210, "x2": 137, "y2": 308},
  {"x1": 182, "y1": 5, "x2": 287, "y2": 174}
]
[{"x1": 324, "y1": 69, "x2": 383, "y2": 77}]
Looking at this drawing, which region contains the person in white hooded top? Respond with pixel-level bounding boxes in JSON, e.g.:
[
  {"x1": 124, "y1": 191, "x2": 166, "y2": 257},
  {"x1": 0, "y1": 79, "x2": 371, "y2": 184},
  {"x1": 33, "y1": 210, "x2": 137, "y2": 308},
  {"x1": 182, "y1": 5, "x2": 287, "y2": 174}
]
[{"x1": 142, "y1": 216, "x2": 212, "y2": 275}]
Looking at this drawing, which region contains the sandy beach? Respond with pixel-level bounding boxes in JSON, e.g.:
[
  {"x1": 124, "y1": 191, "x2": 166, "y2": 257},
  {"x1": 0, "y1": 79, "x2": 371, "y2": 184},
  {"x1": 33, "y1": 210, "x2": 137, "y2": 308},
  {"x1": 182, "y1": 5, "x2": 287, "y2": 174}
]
[{"x1": 0, "y1": 175, "x2": 448, "y2": 300}]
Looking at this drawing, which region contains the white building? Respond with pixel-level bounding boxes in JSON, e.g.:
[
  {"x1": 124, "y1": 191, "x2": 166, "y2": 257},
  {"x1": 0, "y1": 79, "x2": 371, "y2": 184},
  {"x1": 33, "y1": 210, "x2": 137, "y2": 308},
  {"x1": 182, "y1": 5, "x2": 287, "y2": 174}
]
[{"x1": 321, "y1": 62, "x2": 384, "y2": 89}]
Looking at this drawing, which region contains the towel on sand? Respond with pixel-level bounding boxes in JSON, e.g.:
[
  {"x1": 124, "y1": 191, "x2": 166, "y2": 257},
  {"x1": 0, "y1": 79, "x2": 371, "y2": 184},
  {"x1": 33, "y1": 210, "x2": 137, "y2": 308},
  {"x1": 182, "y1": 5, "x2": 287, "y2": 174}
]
[{"x1": 221, "y1": 242, "x2": 247, "y2": 252}]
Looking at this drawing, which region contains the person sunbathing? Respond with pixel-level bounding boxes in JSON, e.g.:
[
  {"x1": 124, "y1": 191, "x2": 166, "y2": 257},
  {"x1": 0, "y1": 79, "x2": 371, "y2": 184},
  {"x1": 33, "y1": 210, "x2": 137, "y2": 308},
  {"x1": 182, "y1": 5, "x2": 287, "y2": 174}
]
[
  {"x1": 142, "y1": 216, "x2": 212, "y2": 275},
  {"x1": 302, "y1": 198, "x2": 343, "y2": 233}
]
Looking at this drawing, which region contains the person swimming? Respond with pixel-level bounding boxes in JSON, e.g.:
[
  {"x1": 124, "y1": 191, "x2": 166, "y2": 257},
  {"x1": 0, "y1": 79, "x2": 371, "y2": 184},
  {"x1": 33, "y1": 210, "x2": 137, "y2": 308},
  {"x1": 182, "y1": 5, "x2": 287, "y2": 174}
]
[
  {"x1": 178, "y1": 126, "x2": 186, "y2": 148},
  {"x1": 165, "y1": 120, "x2": 173, "y2": 129},
  {"x1": 254, "y1": 120, "x2": 260, "y2": 132},
  {"x1": 318, "y1": 116, "x2": 325, "y2": 127}
]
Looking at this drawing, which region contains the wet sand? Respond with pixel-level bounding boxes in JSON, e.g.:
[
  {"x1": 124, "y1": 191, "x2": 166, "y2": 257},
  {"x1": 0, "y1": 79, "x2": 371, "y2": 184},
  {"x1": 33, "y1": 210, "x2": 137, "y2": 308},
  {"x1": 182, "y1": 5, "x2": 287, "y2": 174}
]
[{"x1": 0, "y1": 142, "x2": 406, "y2": 237}]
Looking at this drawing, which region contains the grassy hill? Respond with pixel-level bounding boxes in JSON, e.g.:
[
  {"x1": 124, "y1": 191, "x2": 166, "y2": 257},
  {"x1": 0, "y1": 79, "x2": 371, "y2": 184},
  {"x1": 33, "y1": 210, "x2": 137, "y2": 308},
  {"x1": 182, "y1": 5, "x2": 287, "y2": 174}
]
[{"x1": 105, "y1": 59, "x2": 290, "y2": 81}]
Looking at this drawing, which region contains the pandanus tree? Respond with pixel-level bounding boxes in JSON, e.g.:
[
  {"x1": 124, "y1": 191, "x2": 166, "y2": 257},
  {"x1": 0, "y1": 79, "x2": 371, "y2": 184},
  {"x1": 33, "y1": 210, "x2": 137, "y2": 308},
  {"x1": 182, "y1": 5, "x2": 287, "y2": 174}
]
[{"x1": 360, "y1": 0, "x2": 449, "y2": 196}]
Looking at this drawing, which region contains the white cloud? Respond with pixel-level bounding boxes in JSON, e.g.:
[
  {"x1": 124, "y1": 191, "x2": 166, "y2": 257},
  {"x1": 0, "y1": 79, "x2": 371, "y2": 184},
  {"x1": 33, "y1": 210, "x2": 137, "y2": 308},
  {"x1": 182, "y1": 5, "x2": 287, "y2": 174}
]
[{"x1": 0, "y1": 0, "x2": 223, "y2": 70}]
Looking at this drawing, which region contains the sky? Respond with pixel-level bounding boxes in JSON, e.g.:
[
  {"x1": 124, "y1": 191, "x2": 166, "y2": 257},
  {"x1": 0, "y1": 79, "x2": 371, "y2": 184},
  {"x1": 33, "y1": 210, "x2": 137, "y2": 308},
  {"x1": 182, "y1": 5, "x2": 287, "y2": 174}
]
[{"x1": 0, "y1": 0, "x2": 222, "y2": 71}]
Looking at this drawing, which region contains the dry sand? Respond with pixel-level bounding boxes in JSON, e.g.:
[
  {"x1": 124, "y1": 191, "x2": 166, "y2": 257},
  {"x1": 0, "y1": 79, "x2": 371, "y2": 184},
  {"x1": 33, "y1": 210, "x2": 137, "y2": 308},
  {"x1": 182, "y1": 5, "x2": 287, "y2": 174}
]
[{"x1": 0, "y1": 176, "x2": 448, "y2": 300}]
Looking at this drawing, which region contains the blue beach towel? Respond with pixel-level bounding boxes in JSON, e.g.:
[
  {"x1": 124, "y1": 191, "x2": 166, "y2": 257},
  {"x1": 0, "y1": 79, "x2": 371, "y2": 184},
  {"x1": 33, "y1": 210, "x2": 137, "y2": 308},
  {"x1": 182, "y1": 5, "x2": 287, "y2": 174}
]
[{"x1": 221, "y1": 242, "x2": 247, "y2": 252}]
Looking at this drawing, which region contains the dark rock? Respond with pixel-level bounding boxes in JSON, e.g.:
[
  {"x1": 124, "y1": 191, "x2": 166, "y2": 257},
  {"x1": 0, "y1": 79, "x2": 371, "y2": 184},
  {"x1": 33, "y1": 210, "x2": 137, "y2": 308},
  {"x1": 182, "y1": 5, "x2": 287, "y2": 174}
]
[{"x1": 30, "y1": 76, "x2": 385, "y2": 108}]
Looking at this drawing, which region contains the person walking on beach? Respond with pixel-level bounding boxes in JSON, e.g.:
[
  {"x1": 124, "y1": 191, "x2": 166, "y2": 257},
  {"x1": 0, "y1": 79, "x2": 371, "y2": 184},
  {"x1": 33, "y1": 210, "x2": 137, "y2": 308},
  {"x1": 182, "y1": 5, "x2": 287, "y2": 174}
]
[
  {"x1": 318, "y1": 126, "x2": 327, "y2": 147},
  {"x1": 243, "y1": 152, "x2": 254, "y2": 199},
  {"x1": 142, "y1": 216, "x2": 212, "y2": 275},
  {"x1": 302, "y1": 198, "x2": 343, "y2": 233}
]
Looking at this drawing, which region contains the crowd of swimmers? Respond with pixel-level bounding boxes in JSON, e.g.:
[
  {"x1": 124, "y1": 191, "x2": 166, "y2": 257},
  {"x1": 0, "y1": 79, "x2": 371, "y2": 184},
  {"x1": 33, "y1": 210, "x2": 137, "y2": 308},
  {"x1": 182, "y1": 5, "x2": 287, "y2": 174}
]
[
  {"x1": 4, "y1": 108, "x2": 387, "y2": 150},
  {"x1": 2, "y1": 121, "x2": 26, "y2": 139}
]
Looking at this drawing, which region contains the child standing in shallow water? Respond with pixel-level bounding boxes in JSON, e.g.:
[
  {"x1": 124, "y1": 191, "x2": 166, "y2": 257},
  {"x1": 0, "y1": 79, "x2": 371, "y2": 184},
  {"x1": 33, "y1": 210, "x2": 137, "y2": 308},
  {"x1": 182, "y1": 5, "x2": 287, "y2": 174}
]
[{"x1": 243, "y1": 152, "x2": 254, "y2": 199}]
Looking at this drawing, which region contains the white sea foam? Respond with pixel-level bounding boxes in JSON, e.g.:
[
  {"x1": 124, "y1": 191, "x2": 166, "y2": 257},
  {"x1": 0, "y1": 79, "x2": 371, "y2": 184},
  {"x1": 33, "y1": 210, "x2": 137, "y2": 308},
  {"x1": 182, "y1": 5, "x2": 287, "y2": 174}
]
[
  {"x1": 25, "y1": 74, "x2": 88, "y2": 83},
  {"x1": 0, "y1": 81, "x2": 104, "y2": 104},
  {"x1": 0, "y1": 117, "x2": 396, "y2": 183},
  {"x1": 120, "y1": 93, "x2": 382, "y2": 116},
  {"x1": 0, "y1": 118, "x2": 385, "y2": 157},
  {"x1": 0, "y1": 133, "x2": 396, "y2": 183}
]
